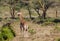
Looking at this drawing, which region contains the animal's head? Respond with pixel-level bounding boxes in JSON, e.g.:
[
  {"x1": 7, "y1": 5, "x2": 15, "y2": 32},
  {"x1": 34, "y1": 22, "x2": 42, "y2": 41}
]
[
  {"x1": 17, "y1": 12, "x2": 22, "y2": 16},
  {"x1": 17, "y1": 12, "x2": 21, "y2": 16}
]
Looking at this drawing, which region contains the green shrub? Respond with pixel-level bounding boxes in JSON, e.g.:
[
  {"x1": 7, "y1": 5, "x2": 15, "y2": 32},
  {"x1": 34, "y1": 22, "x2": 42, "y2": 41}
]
[
  {"x1": 55, "y1": 38, "x2": 60, "y2": 41},
  {"x1": 57, "y1": 39, "x2": 60, "y2": 41},
  {"x1": 40, "y1": 17, "x2": 55, "y2": 23},
  {"x1": 0, "y1": 25, "x2": 15, "y2": 41},
  {"x1": 0, "y1": 18, "x2": 2, "y2": 21},
  {"x1": 45, "y1": 18, "x2": 55, "y2": 22},
  {"x1": 41, "y1": 22, "x2": 55, "y2": 26},
  {"x1": 40, "y1": 18, "x2": 55, "y2": 26},
  {"x1": 32, "y1": 17, "x2": 40, "y2": 23},
  {"x1": 34, "y1": 17, "x2": 55, "y2": 24},
  {"x1": 55, "y1": 26, "x2": 60, "y2": 31},
  {"x1": 24, "y1": 18, "x2": 31, "y2": 21},
  {"x1": 0, "y1": 31, "x2": 3, "y2": 41},
  {"x1": 28, "y1": 29, "x2": 36, "y2": 35},
  {"x1": 2, "y1": 27, "x2": 14, "y2": 39}
]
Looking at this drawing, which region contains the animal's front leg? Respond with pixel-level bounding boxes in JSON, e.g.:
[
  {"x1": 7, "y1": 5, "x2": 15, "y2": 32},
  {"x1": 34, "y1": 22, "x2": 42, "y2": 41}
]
[
  {"x1": 20, "y1": 25, "x2": 25, "y2": 31},
  {"x1": 23, "y1": 26, "x2": 25, "y2": 31},
  {"x1": 20, "y1": 25, "x2": 23, "y2": 31}
]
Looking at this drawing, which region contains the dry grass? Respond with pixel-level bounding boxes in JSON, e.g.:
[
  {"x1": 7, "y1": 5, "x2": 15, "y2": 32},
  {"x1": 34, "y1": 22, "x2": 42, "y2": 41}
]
[
  {"x1": 0, "y1": 6, "x2": 60, "y2": 41},
  {"x1": 10, "y1": 21, "x2": 60, "y2": 41}
]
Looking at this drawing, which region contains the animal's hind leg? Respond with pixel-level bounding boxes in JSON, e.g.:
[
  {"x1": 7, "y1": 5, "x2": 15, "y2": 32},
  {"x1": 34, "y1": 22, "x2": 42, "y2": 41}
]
[{"x1": 24, "y1": 25, "x2": 28, "y2": 31}]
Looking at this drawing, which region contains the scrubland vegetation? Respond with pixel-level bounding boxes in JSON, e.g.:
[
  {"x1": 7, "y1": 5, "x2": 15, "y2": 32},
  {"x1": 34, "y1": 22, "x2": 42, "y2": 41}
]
[{"x1": 0, "y1": 0, "x2": 60, "y2": 41}]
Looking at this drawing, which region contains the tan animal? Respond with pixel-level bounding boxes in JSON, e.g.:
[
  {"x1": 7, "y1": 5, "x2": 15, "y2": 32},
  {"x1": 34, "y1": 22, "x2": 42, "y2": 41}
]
[{"x1": 17, "y1": 12, "x2": 28, "y2": 31}]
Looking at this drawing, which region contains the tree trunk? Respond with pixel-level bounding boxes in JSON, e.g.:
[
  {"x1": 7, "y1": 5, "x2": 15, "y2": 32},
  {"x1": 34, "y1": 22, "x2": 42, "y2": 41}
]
[
  {"x1": 42, "y1": 10, "x2": 46, "y2": 19},
  {"x1": 12, "y1": 7, "x2": 15, "y2": 19},
  {"x1": 28, "y1": 7, "x2": 32, "y2": 19},
  {"x1": 56, "y1": 9, "x2": 57, "y2": 18},
  {"x1": 35, "y1": 9, "x2": 40, "y2": 18},
  {"x1": 10, "y1": 7, "x2": 15, "y2": 19}
]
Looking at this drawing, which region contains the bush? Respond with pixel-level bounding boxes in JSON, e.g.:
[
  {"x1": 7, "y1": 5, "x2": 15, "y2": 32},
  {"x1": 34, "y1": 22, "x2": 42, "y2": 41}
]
[
  {"x1": 28, "y1": 29, "x2": 36, "y2": 35},
  {"x1": 0, "y1": 31, "x2": 3, "y2": 41},
  {"x1": 0, "y1": 18, "x2": 2, "y2": 21},
  {"x1": 33, "y1": 17, "x2": 55, "y2": 24},
  {"x1": 24, "y1": 18, "x2": 31, "y2": 21},
  {"x1": 57, "y1": 39, "x2": 60, "y2": 41},
  {"x1": 0, "y1": 24, "x2": 16, "y2": 41},
  {"x1": 55, "y1": 26, "x2": 60, "y2": 31},
  {"x1": 45, "y1": 17, "x2": 55, "y2": 22},
  {"x1": 55, "y1": 38, "x2": 60, "y2": 41},
  {"x1": 32, "y1": 17, "x2": 41, "y2": 24},
  {"x1": 53, "y1": 19, "x2": 60, "y2": 23},
  {"x1": 40, "y1": 18, "x2": 56, "y2": 26},
  {"x1": 42, "y1": 21, "x2": 56, "y2": 26},
  {"x1": 2, "y1": 27, "x2": 14, "y2": 40}
]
